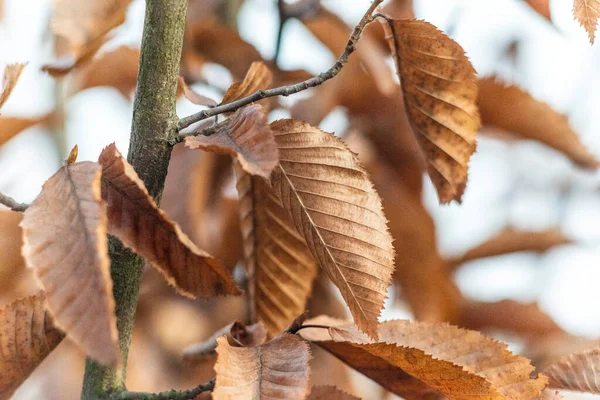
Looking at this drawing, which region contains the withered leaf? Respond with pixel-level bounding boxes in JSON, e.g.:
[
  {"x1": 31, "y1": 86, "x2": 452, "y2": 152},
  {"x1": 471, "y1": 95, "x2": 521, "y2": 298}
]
[
  {"x1": 0, "y1": 63, "x2": 25, "y2": 109},
  {"x1": 221, "y1": 61, "x2": 273, "y2": 105},
  {"x1": 382, "y1": 18, "x2": 480, "y2": 203},
  {"x1": 179, "y1": 77, "x2": 217, "y2": 107},
  {"x1": 525, "y1": 0, "x2": 551, "y2": 20},
  {"x1": 478, "y1": 77, "x2": 599, "y2": 169},
  {"x1": 542, "y1": 347, "x2": 600, "y2": 393},
  {"x1": 98, "y1": 143, "x2": 240, "y2": 298},
  {"x1": 44, "y1": 0, "x2": 132, "y2": 76},
  {"x1": 0, "y1": 115, "x2": 51, "y2": 147},
  {"x1": 185, "y1": 105, "x2": 278, "y2": 179},
  {"x1": 213, "y1": 333, "x2": 311, "y2": 399},
  {"x1": 269, "y1": 120, "x2": 395, "y2": 339},
  {"x1": 574, "y1": 0, "x2": 600, "y2": 44},
  {"x1": 236, "y1": 167, "x2": 318, "y2": 336},
  {"x1": 300, "y1": 316, "x2": 548, "y2": 399},
  {"x1": 20, "y1": 159, "x2": 119, "y2": 366},
  {"x1": 448, "y1": 227, "x2": 572, "y2": 270},
  {"x1": 0, "y1": 293, "x2": 65, "y2": 399},
  {"x1": 70, "y1": 46, "x2": 139, "y2": 99},
  {"x1": 308, "y1": 386, "x2": 360, "y2": 400}
]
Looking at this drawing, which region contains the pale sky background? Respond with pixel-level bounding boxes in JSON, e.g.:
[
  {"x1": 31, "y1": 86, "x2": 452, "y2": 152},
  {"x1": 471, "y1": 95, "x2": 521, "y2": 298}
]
[{"x1": 2, "y1": 1, "x2": 600, "y2": 397}]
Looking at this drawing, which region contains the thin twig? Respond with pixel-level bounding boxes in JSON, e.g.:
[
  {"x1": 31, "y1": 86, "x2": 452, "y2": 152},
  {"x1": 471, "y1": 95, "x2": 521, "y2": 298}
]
[
  {"x1": 0, "y1": 192, "x2": 28, "y2": 212},
  {"x1": 110, "y1": 379, "x2": 215, "y2": 400},
  {"x1": 274, "y1": 0, "x2": 287, "y2": 64},
  {"x1": 274, "y1": 0, "x2": 321, "y2": 64},
  {"x1": 177, "y1": 0, "x2": 383, "y2": 132},
  {"x1": 174, "y1": 118, "x2": 229, "y2": 144}
]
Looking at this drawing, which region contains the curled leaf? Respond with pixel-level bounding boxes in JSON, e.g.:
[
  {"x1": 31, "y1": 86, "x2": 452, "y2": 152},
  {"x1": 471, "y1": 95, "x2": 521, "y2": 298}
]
[
  {"x1": 179, "y1": 77, "x2": 217, "y2": 107},
  {"x1": 382, "y1": 18, "x2": 480, "y2": 203},
  {"x1": 185, "y1": 105, "x2": 278, "y2": 179},
  {"x1": 0, "y1": 63, "x2": 25, "y2": 109},
  {"x1": 98, "y1": 143, "x2": 240, "y2": 298},
  {"x1": 574, "y1": 0, "x2": 600, "y2": 44},
  {"x1": 300, "y1": 316, "x2": 548, "y2": 399},
  {"x1": 0, "y1": 293, "x2": 65, "y2": 399},
  {"x1": 269, "y1": 119, "x2": 395, "y2": 339},
  {"x1": 213, "y1": 333, "x2": 311, "y2": 399},
  {"x1": 21, "y1": 161, "x2": 119, "y2": 366},
  {"x1": 478, "y1": 77, "x2": 599, "y2": 169},
  {"x1": 221, "y1": 61, "x2": 273, "y2": 105},
  {"x1": 542, "y1": 347, "x2": 600, "y2": 393}
]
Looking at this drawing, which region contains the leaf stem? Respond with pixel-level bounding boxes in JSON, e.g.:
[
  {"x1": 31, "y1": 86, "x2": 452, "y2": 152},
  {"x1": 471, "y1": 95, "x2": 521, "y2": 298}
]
[
  {"x1": 0, "y1": 191, "x2": 28, "y2": 212},
  {"x1": 176, "y1": 0, "x2": 383, "y2": 132}
]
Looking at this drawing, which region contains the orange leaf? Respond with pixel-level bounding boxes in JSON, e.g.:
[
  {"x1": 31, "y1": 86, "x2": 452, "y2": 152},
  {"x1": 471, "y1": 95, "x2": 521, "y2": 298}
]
[
  {"x1": 308, "y1": 386, "x2": 360, "y2": 400},
  {"x1": 574, "y1": 0, "x2": 600, "y2": 44},
  {"x1": 478, "y1": 77, "x2": 599, "y2": 169},
  {"x1": 213, "y1": 333, "x2": 311, "y2": 399},
  {"x1": 543, "y1": 347, "x2": 600, "y2": 393},
  {"x1": 221, "y1": 62, "x2": 273, "y2": 105},
  {"x1": 382, "y1": 18, "x2": 480, "y2": 203},
  {"x1": 301, "y1": 316, "x2": 548, "y2": 399},
  {"x1": 98, "y1": 143, "x2": 240, "y2": 298},
  {"x1": 179, "y1": 76, "x2": 217, "y2": 107},
  {"x1": 0, "y1": 115, "x2": 51, "y2": 148},
  {"x1": 525, "y1": 0, "x2": 551, "y2": 20},
  {"x1": 185, "y1": 105, "x2": 279, "y2": 179},
  {"x1": 269, "y1": 120, "x2": 395, "y2": 339},
  {"x1": 21, "y1": 160, "x2": 119, "y2": 366},
  {"x1": 0, "y1": 63, "x2": 25, "y2": 109},
  {"x1": 0, "y1": 293, "x2": 65, "y2": 399}
]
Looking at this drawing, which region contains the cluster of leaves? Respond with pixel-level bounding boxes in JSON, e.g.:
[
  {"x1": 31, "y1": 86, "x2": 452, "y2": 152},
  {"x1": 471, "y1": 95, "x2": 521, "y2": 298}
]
[{"x1": 1, "y1": 0, "x2": 600, "y2": 399}]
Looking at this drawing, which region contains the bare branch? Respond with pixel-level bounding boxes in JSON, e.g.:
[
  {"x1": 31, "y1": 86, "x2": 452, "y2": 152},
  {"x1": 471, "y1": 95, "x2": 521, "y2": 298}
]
[
  {"x1": 110, "y1": 379, "x2": 215, "y2": 400},
  {"x1": 0, "y1": 192, "x2": 29, "y2": 212},
  {"x1": 177, "y1": 0, "x2": 383, "y2": 132},
  {"x1": 274, "y1": 0, "x2": 321, "y2": 63}
]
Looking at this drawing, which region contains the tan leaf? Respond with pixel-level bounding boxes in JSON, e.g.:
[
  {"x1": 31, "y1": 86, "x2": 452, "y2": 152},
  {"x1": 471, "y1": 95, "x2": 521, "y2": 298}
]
[
  {"x1": 382, "y1": 18, "x2": 480, "y2": 203},
  {"x1": 213, "y1": 333, "x2": 311, "y2": 399},
  {"x1": 269, "y1": 119, "x2": 395, "y2": 339},
  {"x1": 98, "y1": 144, "x2": 240, "y2": 298},
  {"x1": 0, "y1": 293, "x2": 65, "y2": 399},
  {"x1": 525, "y1": 0, "x2": 551, "y2": 20},
  {"x1": 179, "y1": 76, "x2": 217, "y2": 107},
  {"x1": 236, "y1": 167, "x2": 318, "y2": 336},
  {"x1": 221, "y1": 62, "x2": 273, "y2": 105},
  {"x1": 458, "y1": 299, "x2": 564, "y2": 337},
  {"x1": 20, "y1": 160, "x2": 118, "y2": 366},
  {"x1": 448, "y1": 227, "x2": 572, "y2": 270},
  {"x1": 308, "y1": 386, "x2": 360, "y2": 400},
  {"x1": 478, "y1": 77, "x2": 599, "y2": 169},
  {"x1": 44, "y1": 0, "x2": 132, "y2": 76},
  {"x1": 574, "y1": 0, "x2": 600, "y2": 44},
  {"x1": 70, "y1": 46, "x2": 139, "y2": 98},
  {"x1": 185, "y1": 105, "x2": 278, "y2": 179},
  {"x1": 0, "y1": 115, "x2": 51, "y2": 147},
  {"x1": 0, "y1": 63, "x2": 25, "y2": 109},
  {"x1": 300, "y1": 316, "x2": 548, "y2": 399},
  {"x1": 542, "y1": 347, "x2": 600, "y2": 393}
]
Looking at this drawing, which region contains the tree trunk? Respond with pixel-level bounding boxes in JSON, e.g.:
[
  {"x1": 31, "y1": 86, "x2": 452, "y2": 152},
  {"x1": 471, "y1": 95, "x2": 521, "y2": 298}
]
[{"x1": 80, "y1": 0, "x2": 188, "y2": 398}]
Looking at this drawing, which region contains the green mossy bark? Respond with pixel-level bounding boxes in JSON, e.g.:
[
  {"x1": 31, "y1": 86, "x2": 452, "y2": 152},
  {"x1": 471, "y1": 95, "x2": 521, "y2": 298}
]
[{"x1": 81, "y1": 0, "x2": 188, "y2": 398}]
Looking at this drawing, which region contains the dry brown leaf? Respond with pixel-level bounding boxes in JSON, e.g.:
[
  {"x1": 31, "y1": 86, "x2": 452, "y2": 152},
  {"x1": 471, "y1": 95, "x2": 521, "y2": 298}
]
[
  {"x1": 0, "y1": 115, "x2": 52, "y2": 147},
  {"x1": 382, "y1": 18, "x2": 480, "y2": 203},
  {"x1": 308, "y1": 386, "x2": 360, "y2": 400},
  {"x1": 0, "y1": 63, "x2": 25, "y2": 109},
  {"x1": 448, "y1": 227, "x2": 572, "y2": 270},
  {"x1": 574, "y1": 0, "x2": 600, "y2": 44},
  {"x1": 44, "y1": 0, "x2": 132, "y2": 76},
  {"x1": 525, "y1": 0, "x2": 551, "y2": 20},
  {"x1": 542, "y1": 347, "x2": 600, "y2": 393},
  {"x1": 269, "y1": 119, "x2": 395, "y2": 339},
  {"x1": 0, "y1": 211, "x2": 25, "y2": 293},
  {"x1": 300, "y1": 316, "x2": 548, "y2": 399},
  {"x1": 0, "y1": 293, "x2": 65, "y2": 399},
  {"x1": 221, "y1": 62, "x2": 273, "y2": 105},
  {"x1": 179, "y1": 77, "x2": 217, "y2": 107},
  {"x1": 185, "y1": 105, "x2": 278, "y2": 179},
  {"x1": 458, "y1": 299, "x2": 564, "y2": 337},
  {"x1": 98, "y1": 143, "x2": 240, "y2": 298},
  {"x1": 213, "y1": 333, "x2": 311, "y2": 399},
  {"x1": 20, "y1": 157, "x2": 119, "y2": 366},
  {"x1": 70, "y1": 46, "x2": 139, "y2": 98},
  {"x1": 478, "y1": 77, "x2": 599, "y2": 169},
  {"x1": 236, "y1": 167, "x2": 318, "y2": 336}
]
